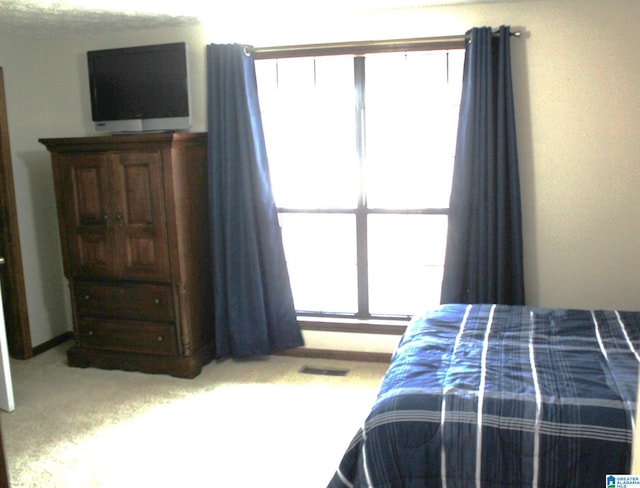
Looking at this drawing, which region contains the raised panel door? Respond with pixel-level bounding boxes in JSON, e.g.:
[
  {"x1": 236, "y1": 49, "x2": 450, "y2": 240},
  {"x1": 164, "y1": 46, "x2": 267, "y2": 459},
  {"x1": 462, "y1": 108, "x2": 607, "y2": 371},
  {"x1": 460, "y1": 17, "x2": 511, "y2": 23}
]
[
  {"x1": 109, "y1": 151, "x2": 170, "y2": 281},
  {"x1": 60, "y1": 153, "x2": 118, "y2": 278}
]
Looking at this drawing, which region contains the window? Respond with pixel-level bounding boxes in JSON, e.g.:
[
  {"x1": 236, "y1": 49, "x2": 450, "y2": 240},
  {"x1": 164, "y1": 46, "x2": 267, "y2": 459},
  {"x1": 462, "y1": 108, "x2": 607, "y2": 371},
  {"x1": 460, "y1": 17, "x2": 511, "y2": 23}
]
[{"x1": 256, "y1": 46, "x2": 464, "y2": 320}]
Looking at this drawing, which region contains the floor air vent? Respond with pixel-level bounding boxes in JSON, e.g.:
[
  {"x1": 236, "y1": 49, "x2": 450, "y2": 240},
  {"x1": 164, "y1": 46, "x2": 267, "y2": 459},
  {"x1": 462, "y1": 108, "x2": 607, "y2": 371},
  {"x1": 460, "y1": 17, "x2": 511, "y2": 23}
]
[{"x1": 299, "y1": 366, "x2": 349, "y2": 377}]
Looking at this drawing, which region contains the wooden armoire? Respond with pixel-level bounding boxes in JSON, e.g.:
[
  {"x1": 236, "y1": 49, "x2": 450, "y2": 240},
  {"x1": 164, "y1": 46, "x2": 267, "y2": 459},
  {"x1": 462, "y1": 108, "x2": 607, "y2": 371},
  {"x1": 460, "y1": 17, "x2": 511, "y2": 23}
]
[{"x1": 40, "y1": 132, "x2": 215, "y2": 378}]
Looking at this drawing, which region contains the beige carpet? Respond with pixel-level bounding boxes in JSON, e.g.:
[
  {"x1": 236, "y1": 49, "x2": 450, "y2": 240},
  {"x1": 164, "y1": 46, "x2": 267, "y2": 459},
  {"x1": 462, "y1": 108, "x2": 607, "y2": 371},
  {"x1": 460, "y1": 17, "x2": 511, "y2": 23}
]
[{"x1": 0, "y1": 342, "x2": 389, "y2": 488}]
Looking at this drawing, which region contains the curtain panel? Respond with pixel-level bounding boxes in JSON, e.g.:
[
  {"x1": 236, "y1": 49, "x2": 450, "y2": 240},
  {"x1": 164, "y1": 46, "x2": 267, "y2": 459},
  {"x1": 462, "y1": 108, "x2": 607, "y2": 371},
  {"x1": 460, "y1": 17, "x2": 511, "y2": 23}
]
[
  {"x1": 206, "y1": 44, "x2": 304, "y2": 358},
  {"x1": 440, "y1": 26, "x2": 525, "y2": 305}
]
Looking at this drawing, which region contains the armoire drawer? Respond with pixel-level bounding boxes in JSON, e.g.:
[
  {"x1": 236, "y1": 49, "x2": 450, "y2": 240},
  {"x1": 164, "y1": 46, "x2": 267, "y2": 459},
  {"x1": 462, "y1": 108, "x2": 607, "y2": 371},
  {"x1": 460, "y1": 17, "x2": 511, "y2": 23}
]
[
  {"x1": 74, "y1": 282, "x2": 175, "y2": 322},
  {"x1": 77, "y1": 318, "x2": 178, "y2": 356}
]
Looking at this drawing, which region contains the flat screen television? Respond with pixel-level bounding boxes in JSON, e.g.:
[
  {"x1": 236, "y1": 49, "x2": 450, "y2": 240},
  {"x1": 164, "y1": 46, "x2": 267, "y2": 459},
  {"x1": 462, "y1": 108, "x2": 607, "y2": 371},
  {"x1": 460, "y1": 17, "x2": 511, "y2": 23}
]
[{"x1": 87, "y1": 42, "x2": 191, "y2": 133}]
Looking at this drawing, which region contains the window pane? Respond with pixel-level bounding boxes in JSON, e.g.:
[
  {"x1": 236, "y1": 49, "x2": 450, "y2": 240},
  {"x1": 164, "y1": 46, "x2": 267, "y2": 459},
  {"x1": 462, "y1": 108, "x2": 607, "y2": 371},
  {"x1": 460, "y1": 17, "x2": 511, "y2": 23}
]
[
  {"x1": 256, "y1": 57, "x2": 359, "y2": 209},
  {"x1": 365, "y1": 51, "x2": 462, "y2": 209},
  {"x1": 280, "y1": 213, "x2": 357, "y2": 313},
  {"x1": 256, "y1": 48, "x2": 464, "y2": 319},
  {"x1": 368, "y1": 215, "x2": 448, "y2": 316}
]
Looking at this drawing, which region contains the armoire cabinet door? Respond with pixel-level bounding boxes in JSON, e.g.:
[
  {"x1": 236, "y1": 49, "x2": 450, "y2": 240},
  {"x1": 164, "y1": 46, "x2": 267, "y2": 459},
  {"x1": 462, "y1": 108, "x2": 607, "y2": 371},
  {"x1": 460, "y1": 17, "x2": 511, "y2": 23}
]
[
  {"x1": 109, "y1": 151, "x2": 170, "y2": 281},
  {"x1": 60, "y1": 152, "x2": 118, "y2": 278}
]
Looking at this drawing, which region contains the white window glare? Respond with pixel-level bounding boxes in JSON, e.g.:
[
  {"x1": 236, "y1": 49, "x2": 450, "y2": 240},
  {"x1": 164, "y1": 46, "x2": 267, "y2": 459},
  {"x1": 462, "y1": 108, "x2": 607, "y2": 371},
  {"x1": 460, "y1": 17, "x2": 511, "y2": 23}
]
[{"x1": 256, "y1": 48, "x2": 464, "y2": 318}]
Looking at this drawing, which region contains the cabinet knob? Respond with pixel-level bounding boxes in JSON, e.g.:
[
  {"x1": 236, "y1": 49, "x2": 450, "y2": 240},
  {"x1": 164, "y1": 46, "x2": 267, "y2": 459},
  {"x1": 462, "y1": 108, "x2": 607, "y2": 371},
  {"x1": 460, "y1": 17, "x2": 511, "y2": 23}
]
[
  {"x1": 88, "y1": 330, "x2": 94, "y2": 336},
  {"x1": 154, "y1": 298, "x2": 161, "y2": 305},
  {"x1": 84, "y1": 294, "x2": 91, "y2": 301},
  {"x1": 157, "y1": 336, "x2": 164, "y2": 342}
]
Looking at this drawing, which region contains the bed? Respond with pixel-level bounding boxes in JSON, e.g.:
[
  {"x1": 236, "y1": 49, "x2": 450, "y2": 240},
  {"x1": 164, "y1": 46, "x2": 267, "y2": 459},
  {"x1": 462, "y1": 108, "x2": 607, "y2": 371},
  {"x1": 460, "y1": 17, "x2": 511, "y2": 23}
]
[{"x1": 327, "y1": 304, "x2": 640, "y2": 487}]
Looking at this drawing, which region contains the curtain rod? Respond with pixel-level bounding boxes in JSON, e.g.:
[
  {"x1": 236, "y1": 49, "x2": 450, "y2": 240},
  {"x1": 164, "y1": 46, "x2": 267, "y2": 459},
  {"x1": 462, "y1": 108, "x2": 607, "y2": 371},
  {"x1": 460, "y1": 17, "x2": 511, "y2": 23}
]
[{"x1": 249, "y1": 30, "x2": 521, "y2": 59}]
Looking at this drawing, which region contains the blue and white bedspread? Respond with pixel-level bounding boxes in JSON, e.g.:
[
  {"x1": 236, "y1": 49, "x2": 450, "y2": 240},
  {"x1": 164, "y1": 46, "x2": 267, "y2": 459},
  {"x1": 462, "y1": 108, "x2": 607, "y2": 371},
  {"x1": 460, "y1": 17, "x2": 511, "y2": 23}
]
[{"x1": 328, "y1": 304, "x2": 640, "y2": 487}]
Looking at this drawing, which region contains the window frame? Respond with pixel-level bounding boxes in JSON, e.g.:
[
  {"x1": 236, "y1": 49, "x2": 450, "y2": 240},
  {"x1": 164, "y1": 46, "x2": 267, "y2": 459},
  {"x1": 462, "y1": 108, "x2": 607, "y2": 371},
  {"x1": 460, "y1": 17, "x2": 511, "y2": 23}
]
[{"x1": 255, "y1": 38, "x2": 466, "y2": 327}]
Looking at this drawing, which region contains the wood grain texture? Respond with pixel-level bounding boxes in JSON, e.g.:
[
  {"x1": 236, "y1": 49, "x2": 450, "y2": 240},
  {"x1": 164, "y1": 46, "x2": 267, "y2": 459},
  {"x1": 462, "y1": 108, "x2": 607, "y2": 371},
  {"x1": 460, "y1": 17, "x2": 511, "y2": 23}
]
[{"x1": 40, "y1": 133, "x2": 214, "y2": 378}]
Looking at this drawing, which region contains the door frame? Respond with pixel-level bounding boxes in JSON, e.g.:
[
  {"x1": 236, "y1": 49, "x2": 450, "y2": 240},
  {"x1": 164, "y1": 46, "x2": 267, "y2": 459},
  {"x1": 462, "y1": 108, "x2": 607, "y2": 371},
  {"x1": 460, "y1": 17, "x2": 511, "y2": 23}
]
[{"x1": 0, "y1": 67, "x2": 33, "y2": 359}]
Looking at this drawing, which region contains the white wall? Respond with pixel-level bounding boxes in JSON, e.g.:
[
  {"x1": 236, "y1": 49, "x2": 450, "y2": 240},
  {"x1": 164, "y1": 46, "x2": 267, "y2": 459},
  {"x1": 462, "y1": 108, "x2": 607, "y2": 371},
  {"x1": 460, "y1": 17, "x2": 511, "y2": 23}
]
[
  {"x1": 0, "y1": 35, "x2": 71, "y2": 347},
  {"x1": 2, "y1": 0, "x2": 640, "y2": 349}
]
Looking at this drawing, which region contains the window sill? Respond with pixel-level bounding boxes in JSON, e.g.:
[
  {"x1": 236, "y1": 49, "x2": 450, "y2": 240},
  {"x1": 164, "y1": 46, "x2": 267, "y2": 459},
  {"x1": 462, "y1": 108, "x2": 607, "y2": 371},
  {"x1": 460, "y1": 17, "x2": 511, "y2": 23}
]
[{"x1": 297, "y1": 316, "x2": 408, "y2": 336}]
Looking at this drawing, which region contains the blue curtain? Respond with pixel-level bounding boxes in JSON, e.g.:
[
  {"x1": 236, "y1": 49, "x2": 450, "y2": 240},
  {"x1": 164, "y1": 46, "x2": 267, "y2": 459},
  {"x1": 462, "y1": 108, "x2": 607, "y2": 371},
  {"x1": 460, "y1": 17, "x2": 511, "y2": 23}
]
[
  {"x1": 206, "y1": 44, "x2": 304, "y2": 357},
  {"x1": 440, "y1": 26, "x2": 525, "y2": 305}
]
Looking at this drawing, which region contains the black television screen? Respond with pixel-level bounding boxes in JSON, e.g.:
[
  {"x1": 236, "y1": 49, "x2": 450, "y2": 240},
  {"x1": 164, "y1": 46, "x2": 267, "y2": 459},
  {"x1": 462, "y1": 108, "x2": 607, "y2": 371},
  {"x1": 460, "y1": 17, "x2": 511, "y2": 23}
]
[{"x1": 87, "y1": 42, "x2": 190, "y2": 132}]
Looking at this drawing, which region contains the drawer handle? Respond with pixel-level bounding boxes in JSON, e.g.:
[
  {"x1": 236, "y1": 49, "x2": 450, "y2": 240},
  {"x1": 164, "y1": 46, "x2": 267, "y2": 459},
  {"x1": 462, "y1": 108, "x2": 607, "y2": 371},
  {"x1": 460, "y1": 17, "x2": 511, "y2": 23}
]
[
  {"x1": 157, "y1": 336, "x2": 164, "y2": 342},
  {"x1": 88, "y1": 330, "x2": 94, "y2": 336},
  {"x1": 84, "y1": 294, "x2": 91, "y2": 301},
  {"x1": 154, "y1": 298, "x2": 161, "y2": 305}
]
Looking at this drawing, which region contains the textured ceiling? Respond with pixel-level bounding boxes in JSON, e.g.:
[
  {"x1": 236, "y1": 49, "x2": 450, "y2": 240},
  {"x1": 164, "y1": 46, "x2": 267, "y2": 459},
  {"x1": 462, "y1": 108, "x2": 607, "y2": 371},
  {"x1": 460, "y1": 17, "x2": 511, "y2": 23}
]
[
  {"x1": 0, "y1": 0, "x2": 530, "y2": 39},
  {"x1": 0, "y1": 1, "x2": 200, "y2": 38}
]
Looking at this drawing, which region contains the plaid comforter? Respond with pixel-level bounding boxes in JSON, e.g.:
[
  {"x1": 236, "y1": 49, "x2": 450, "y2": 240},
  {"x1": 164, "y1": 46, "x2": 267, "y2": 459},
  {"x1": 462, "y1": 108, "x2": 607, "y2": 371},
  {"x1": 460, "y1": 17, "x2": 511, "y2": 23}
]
[{"x1": 328, "y1": 304, "x2": 640, "y2": 487}]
